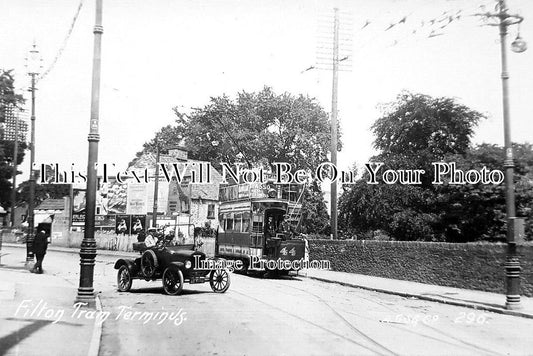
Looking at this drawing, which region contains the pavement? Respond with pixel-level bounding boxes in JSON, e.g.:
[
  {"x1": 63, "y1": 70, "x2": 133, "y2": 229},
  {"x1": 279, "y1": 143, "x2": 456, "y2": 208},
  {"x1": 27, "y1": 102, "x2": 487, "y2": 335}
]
[
  {"x1": 0, "y1": 245, "x2": 99, "y2": 356},
  {"x1": 1, "y1": 242, "x2": 533, "y2": 355},
  {"x1": 303, "y1": 268, "x2": 533, "y2": 319}
]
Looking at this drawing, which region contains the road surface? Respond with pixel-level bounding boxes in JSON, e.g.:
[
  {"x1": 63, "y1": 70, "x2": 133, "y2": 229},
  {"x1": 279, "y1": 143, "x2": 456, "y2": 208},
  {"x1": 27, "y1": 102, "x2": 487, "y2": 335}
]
[{"x1": 2, "y1": 246, "x2": 533, "y2": 355}]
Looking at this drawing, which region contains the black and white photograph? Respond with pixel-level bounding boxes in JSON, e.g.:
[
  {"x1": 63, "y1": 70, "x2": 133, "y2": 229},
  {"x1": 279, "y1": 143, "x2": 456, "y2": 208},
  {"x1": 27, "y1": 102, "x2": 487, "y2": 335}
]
[{"x1": 1, "y1": 0, "x2": 533, "y2": 355}]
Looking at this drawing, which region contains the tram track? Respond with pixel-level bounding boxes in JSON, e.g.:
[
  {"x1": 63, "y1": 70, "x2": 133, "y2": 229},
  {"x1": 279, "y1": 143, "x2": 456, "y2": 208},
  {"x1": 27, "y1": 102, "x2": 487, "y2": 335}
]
[
  {"x1": 263, "y1": 276, "x2": 506, "y2": 356},
  {"x1": 229, "y1": 287, "x2": 390, "y2": 355},
  {"x1": 260, "y1": 278, "x2": 398, "y2": 356}
]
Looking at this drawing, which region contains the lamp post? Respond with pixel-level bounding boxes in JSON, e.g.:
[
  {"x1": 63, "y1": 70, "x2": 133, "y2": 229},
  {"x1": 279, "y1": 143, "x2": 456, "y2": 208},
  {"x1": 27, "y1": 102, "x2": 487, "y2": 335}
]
[
  {"x1": 76, "y1": 0, "x2": 103, "y2": 307},
  {"x1": 25, "y1": 43, "x2": 42, "y2": 264},
  {"x1": 478, "y1": 0, "x2": 527, "y2": 310},
  {"x1": 330, "y1": 8, "x2": 339, "y2": 240}
]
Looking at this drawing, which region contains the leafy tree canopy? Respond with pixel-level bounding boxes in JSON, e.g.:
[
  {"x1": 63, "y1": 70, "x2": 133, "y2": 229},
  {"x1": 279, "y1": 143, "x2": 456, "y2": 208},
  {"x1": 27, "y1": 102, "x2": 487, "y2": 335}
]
[
  {"x1": 131, "y1": 87, "x2": 336, "y2": 234},
  {"x1": 372, "y1": 92, "x2": 483, "y2": 159},
  {"x1": 132, "y1": 86, "x2": 340, "y2": 173},
  {"x1": 337, "y1": 92, "x2": 533, "y2": 242}
]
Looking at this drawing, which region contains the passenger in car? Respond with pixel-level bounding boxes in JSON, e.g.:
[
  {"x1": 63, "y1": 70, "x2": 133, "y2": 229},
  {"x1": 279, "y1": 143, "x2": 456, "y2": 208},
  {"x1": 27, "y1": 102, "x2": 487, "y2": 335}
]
[{"x1": 145, "y1": 233, "x2": 158, "y2": 248}]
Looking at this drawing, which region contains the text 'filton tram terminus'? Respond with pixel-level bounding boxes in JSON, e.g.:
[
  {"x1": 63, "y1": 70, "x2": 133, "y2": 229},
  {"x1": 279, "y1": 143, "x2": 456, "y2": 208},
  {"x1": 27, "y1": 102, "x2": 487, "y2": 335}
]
[{"x1": 216, "y1": 179, "x2": 309, "y2": 274}]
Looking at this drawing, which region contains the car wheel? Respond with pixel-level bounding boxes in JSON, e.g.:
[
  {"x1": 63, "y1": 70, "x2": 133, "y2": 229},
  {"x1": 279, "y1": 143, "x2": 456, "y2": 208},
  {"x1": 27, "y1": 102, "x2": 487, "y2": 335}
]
[
  {"x1": 141, "y1": 250, "x2": 158, "y2": 278},
  {"x1": 162, "y1": 267, "x2": 184, "y2": 295},
  {"x1": 117, "y1": 265, "x2": 132, "y2": 292},
  {"x1": 209, "y1": 269, "x2": 231, "y2": 293}
]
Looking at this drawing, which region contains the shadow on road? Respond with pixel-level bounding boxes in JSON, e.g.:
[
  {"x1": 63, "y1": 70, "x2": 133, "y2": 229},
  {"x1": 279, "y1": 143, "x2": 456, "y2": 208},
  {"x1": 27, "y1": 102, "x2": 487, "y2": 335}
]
[
  {"x1": 126, "y1": 287, "x2": 211, "y2": 296},
  {"x1": 239, "y1": 272, "x2": 304, "y2": 282}
]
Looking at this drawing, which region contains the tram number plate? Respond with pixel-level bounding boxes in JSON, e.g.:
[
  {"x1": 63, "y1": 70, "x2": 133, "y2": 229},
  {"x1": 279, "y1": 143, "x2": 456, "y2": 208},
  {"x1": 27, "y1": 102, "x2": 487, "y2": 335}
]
[
  {"x1": 190, "y1": 277, "x2": 205, "y2": 284},
  {"x1": 279, "y1": 247, "x2": 297, "y2": 257}
]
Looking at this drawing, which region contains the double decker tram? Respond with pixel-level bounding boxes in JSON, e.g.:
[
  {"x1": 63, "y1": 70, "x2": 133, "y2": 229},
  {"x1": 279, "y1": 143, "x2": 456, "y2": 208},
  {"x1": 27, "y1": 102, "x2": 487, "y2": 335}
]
[{"x1": 216, "y1": 181, "x2": 309, "y2": 274}]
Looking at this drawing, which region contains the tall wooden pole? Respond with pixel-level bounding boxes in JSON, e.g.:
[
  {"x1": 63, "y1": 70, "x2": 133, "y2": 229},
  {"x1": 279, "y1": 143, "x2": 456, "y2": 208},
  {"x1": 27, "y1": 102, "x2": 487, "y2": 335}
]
[
  {"x1": 76, "y1": 0, "x2": 103, "y2": 307},
  {"x1": 152, "y1": 144, "x2": 160, "y2": 228},
  {"x1": 330, "y1": 8, "x2": 339, "y2": 240}
]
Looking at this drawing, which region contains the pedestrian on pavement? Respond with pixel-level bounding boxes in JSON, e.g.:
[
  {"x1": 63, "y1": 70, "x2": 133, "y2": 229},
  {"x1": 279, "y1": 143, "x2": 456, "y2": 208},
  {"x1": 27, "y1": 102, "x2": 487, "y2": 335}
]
[
  {"x1": 137, "y1": 230, "x2": 146, "y2": 242},
  {"x1": 31, "y1": 229, "x2": 49, "y2": 274}
]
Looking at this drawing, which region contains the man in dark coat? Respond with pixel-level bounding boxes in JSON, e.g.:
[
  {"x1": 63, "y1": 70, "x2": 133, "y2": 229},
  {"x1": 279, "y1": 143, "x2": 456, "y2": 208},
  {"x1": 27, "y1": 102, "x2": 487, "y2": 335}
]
[{"x1": 32, "y1": 230, "x2": 49, "y2": 274}]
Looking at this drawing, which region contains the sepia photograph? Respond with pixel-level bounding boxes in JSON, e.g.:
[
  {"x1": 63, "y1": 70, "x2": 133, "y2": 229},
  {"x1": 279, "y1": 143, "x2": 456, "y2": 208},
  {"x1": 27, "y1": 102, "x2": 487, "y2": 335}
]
[{"x1": 1, "y1": 0, "x2": 533, "y2": 355}]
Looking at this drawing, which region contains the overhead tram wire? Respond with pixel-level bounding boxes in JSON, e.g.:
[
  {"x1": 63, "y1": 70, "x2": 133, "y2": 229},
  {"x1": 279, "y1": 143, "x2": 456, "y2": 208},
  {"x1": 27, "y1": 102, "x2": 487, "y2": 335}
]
[
  {"x1": 175, "y1": 105, "x2": 253, "y2": 169},
  {"x1": 352, "y1": 0, "x2": 495, "y2": 52},
  {"x1": 38, "y1": 0, "x2": 85, "y2": 84},
  {"x1": 211, "y1": 113, "x2": 253, "y2": 169},
  {"x1": 303, "y1": 0, "x2": 495, "y2": 71}
]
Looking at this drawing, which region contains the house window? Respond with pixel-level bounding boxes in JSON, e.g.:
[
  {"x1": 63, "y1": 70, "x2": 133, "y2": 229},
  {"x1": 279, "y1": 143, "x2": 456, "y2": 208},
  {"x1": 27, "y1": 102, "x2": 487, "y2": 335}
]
[
  {"x1": 234, "y1": 213, "x2": 242, "y2": 232},
  {"x1": 207, "y1": 204, "x2": 215, "y2": 219},
  {"x1": 226, "y1": 216, "x2": 234, "y2": 231},
  {"x1": 169, "y1": 201, "x2": 178, "y2": 213}
]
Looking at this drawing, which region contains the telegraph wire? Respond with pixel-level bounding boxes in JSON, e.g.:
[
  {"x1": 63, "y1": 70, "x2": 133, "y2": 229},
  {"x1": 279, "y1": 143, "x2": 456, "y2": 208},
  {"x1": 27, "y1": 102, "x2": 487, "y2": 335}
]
[{"x1": 38, "y1": 0, "x2": 85, "y2": 83}]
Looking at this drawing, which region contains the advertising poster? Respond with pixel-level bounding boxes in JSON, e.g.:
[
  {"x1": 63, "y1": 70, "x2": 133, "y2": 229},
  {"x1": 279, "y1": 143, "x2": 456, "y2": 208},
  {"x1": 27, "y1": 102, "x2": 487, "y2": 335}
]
[
  {"x1": 115, "y1": 214, "x2": 131, "y2": 235},
  {"x1": 126, "y1": 183, "x2": 147, "y2": 215},
  {"x1": 131, "y1": 214, "x2": 146, "y2": 234},
  {"x1": 71, "y1": 188, "x2": 86, "y2": 225},
  {"x1": 95, "y1": 214, "x2": 117, "y2": 232}
]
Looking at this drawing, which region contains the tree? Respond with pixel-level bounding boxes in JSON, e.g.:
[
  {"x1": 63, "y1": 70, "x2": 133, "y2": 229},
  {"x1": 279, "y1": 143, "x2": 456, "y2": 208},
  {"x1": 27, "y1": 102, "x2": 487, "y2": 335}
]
[
  {"x1": 0, "y1": 69, "x2": 26, "y2": 210},
  {"x1": 340, "y1": 92, "x2": 487, "y2": 241},
  {"x1": 371, "y1": 92, "x2": 484, "y2": 188},
  {"x1": 132, "y1": 87, "x2": 337, "y2": 233},
  {"x1": 134, "y1": 87, "x2": 339, "y2": 172},
  {"x1": 300, "y1": 180, "x2": 330, "y2": 235},
  {"x1": 434, "y1": 143, "x2": 533, "y2": 242},
  {"x1": 16, "y1": 180, "x2": 71, "y2": 208},
  {"x1": 372, "y1": 92, "x2": 483, "y2": 158}
]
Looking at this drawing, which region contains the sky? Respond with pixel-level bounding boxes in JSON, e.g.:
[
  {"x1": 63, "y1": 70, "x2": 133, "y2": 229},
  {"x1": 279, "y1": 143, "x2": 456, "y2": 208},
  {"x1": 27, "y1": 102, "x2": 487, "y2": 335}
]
[{"x1": 1, "y1": 0, "x2": 532, "y2": 182}]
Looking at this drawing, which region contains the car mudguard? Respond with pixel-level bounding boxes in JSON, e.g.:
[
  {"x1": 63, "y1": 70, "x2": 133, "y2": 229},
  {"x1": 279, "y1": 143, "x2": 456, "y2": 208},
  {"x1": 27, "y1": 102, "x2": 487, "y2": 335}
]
[
  {"x1": 114, "y1": 258, "x2": 137, "y2": 273},
  {"x1": 167, "y1": 261, "x2": 185, "y2": 270}
]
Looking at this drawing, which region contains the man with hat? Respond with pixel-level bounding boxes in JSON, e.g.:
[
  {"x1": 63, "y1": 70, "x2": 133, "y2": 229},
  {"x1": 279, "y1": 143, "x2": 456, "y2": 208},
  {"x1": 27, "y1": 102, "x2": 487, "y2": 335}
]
[
  {"x1": 31, "y1": 229, "x2": 49, "y2": 274},
  {"x1": 278, "y1": 214, "x2": 295, "y2": 240}
]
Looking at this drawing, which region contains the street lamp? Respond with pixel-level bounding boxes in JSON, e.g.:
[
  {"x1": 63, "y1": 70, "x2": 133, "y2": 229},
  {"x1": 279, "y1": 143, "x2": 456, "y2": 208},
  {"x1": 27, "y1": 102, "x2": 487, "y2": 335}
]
[
  {"x1": 25, "y1": 42, "x2": 42, "y2": 265},
  {"x1": 477, "y1": 0, "x2": 527, "y2": 310},
  {"x1": 76, "y1": 0, "x2": 103, "y2": 307},
  {"x1": 511, "y1": 35, "x2": 527, "y2": 53}
]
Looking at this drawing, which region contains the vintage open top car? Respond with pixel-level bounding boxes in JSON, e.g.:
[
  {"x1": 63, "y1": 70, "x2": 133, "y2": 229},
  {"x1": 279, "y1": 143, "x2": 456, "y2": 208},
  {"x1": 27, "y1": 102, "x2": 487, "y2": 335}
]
[{"x1": 114, "y1": 240, "x2": 230, "y2": 295}]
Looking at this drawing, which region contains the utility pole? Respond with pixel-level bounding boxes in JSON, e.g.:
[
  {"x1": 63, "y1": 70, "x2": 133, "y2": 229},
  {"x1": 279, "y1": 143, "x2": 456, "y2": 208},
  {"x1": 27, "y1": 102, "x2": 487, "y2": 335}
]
[
  {"x1": 316, "y1": 8, "x2": 352, "y2": 239},
  {"x1": 152, "y1": 143, "x2": 161, "y2": 228},
  {"x1": 330, "y1": 8, "x2": 339, "y2": 240},
  {"x1": 76, "y1": 0, "x2": 103, "y2": 307}
]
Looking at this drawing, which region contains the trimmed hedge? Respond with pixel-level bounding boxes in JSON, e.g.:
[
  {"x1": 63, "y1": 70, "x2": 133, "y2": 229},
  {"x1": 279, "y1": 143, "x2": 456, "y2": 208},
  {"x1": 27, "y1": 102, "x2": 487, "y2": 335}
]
[{"x1": 309, "y1": 240, "x2": 533, "y2": 297}]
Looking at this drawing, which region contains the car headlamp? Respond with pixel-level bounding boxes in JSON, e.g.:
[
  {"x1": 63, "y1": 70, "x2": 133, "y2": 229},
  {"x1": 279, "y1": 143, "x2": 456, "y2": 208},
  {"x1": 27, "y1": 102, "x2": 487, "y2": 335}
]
[{"x1": 185, "y1": 260, "x2": 192, "y2": 269}]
